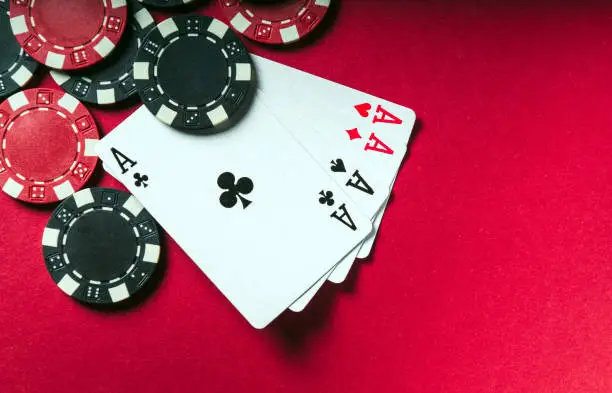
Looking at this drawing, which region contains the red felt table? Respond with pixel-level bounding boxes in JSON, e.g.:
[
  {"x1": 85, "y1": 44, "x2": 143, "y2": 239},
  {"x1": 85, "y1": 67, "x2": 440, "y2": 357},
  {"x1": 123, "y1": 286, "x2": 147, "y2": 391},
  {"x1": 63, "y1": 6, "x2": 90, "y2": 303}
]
[{"x1": 2, "y1": 1, "x2": 611, "y2": 392}]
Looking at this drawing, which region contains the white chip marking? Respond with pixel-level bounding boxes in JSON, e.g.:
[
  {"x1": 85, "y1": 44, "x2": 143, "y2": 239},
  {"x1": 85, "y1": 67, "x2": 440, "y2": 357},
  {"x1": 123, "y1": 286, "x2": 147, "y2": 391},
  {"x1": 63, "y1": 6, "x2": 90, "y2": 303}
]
[
  {"x1": 230, "y1": 12, "x2": 251, "y2": 33},
  {"x1": 49, "y1": 70, "x2": 70, "y2": 86},
  {"x1": 111, "y1": 0, "x2": 127, "y2": 8},
  {"x1": 208, "y1": 18, "x2": 229, "y2": 39},
  {"x1": 2, "y1": 177, "x2": 23, "y2": 198},
  {"x1": 123, "y1": 195, "x2": 144, "y2": 217},
  {"x1": 235, "y1": 63, "x2": 252, "y2": 81},
  {"x1": 53, "y1": 181, "x2": 75, "y2": 200},
  {"x1": 42, "y1": 228, "x2": 60, "y2": 247},
  {"x1": 7, "y1": 91, "x2": 28, "y2": 111},
  {"x1": 46, "y1": 52, "x2": 66, "y2": 69},
  {"x1": 57, "y1": 274, "x2": 80, "y2": 296},
  {"x1": 58, "y1": 93, "x2": 79, "y2": 113},
  {"x1": 280, "y1": 25, "x2": 300, "y2": 44},
  {"x1": 156, "y1": 105, "x2": 177, "y2": 125},
  {"x1": 73, "y1": 188, "x2": 94, "y2": 207},
  {"x1": 94, "y1": 36, "x2": 115, "y2": 58},
  {"x1": 133, "y1": 62, "x2": 149, "y2": 80},
  {"x1": 143, "y1": 244, "x2": 160, "y2": 264},
  {"x1": 12, "y1": 66, "x2": 33, "y2": 87},
  {"x1": 207, "y1": 106, "x2": 229, "y2": 126},
  {"x1": 158, "y1": 18, "x2": 179, "y2": 38},
  {"x1": 9, "y1": 15, "x2": 28, "y2": 35},
  {"x1": 109, "y1": 283, "x2": 130, "y2": 303},
  {"x1": 135, "y1": 8, "x2": 154, "y2": 30},
  {"x1": 315, "y1": 0, "x2": 331, "y2": 7},
  {"x1": 84, "y1": 139, "x2": 98, "y2": 157},
  {"x1": 97, "y1": 89, "x2": 116, "y2": 104}
]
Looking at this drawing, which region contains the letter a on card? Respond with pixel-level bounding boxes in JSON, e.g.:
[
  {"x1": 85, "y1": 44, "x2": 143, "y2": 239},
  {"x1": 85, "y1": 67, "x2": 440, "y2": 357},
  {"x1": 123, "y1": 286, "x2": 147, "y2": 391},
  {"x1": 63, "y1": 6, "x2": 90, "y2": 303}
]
[
  {"x1": 373, "y1": 105, "x2": 403, "y2": 125},
  {"x1": 364, "y1": 133, "x2": 394, "y2": 155}
]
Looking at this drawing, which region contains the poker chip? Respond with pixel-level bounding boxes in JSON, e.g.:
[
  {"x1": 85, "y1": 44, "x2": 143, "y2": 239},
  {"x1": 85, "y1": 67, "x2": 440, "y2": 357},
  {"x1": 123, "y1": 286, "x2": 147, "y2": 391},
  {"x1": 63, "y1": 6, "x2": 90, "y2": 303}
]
[
  {"x1": 0, "y1": 0, "x2": 38, "y2": 99},
  {"x1": 0, "y1": 88, "x2": 99, "y2": 204},
  {"x1": 219, "y1": 0, "x2": 331, "y2": 45},
  {"x1": 42, "y1": 187, "x2": 161, "y2": 304},
  {"x1": 10, "y1": 0, "x2": 128, "y2": 70},
  {"x1": 134, "y1": 14, "x2": 255, "y2": 132},
  {"x1": 50, "y1": 1, "x2": 155, "y2": 105},
  {"x1": 136, "y1": 0, "x2": 195, "y2": 8}
]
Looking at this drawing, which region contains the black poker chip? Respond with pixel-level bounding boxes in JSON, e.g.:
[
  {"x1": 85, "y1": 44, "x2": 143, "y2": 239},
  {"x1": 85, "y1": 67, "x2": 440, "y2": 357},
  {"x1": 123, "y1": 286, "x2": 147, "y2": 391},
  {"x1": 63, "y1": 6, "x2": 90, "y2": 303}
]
[
  {"x1": 0, "y1": 0, "x2": 38, "y2": 99},
  {"x1": 50, "y1": 1, "x2": 156, "y2": 105},
  {"x1": 42, "y1": 187, "x2": 162, "y2": 304},
  {"x1": 133, "y1": 14, "x2": 255, "y2": 132},
  {"x1": 137, "y1": 0, "x2": 196, "y2": 8}
]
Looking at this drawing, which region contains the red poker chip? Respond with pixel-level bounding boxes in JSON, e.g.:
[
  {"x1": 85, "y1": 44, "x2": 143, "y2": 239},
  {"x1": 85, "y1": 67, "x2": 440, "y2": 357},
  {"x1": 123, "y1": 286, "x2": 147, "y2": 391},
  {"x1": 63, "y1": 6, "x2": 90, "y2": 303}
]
[
  {"x1": 0, "y1": 88, "x2": 99, "y2": 204},
  {"x1": 219, "y1": 0, "x2": 331, "y2": 45},
  {"x1": 9, "y1": 0, "x2": 128, "y2": 70}
]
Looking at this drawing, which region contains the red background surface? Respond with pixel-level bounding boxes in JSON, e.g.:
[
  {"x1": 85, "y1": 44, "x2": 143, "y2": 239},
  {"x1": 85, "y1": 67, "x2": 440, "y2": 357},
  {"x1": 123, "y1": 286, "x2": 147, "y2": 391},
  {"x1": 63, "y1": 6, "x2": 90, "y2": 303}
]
[{"x1": 2, "y1": 1, "x2": 612, "y2": 392}]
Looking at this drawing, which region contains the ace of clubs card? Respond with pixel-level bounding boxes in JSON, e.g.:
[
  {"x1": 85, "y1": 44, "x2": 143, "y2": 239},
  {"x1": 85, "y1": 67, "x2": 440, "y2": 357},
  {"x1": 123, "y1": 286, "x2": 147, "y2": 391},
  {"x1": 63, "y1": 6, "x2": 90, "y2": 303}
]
[{"x1": 96, "y1": 97, "x2": 373, "y2": 328}]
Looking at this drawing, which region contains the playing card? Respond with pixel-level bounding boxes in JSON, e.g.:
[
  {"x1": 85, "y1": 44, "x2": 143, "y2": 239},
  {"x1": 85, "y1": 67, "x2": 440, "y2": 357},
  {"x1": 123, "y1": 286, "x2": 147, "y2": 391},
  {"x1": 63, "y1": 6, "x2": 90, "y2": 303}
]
[
  {"x1": 100, "y1": 110, "x2": 367, "y2": 313},
  {"x1": 95, "y1": 97, "x2": 373, "y2": 329},
  {"x1": 254, "y1": 55, "x2": 415, "y2": 286}
]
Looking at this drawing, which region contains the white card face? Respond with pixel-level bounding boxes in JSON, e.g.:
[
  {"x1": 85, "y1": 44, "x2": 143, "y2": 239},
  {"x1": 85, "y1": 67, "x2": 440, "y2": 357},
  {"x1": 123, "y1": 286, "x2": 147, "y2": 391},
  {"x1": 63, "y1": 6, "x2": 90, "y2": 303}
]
[{"x1": 95, "y1": 98, "x2": 373, "y2": 329}]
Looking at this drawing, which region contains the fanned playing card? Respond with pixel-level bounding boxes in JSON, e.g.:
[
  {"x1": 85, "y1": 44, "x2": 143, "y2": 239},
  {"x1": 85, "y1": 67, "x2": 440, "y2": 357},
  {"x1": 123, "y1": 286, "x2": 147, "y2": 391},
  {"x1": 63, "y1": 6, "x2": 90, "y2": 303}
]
[{"x1": 96, "y1": 96, "x2": 373, "y2": 328}]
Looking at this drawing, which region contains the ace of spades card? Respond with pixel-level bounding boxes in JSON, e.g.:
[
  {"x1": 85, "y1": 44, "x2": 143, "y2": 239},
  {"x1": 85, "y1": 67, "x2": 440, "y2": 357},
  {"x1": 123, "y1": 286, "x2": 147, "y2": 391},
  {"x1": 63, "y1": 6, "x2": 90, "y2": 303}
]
[{"x1": 96, "y1": 97, "x2": 373, "y2": 329}]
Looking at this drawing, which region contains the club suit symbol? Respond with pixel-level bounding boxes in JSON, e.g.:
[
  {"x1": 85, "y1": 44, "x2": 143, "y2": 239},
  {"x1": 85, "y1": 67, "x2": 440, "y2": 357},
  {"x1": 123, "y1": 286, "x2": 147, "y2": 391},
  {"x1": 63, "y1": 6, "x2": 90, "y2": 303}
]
[
  {"x1": 217, "y1": 172, "x2": 254, "y2": 209},
  {"x1": 134, "y1": 173, "x2": 148, "y2": 188},
  {"x1": 318, "y1": 190, "x2": 335, "y2": 206}
]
